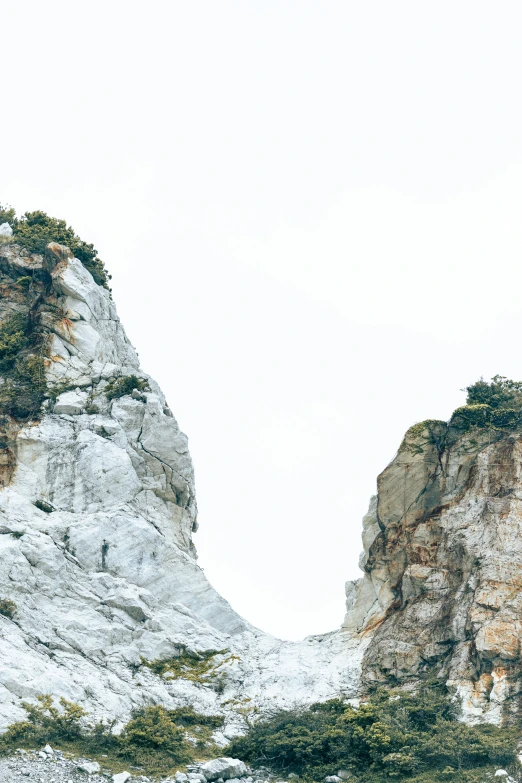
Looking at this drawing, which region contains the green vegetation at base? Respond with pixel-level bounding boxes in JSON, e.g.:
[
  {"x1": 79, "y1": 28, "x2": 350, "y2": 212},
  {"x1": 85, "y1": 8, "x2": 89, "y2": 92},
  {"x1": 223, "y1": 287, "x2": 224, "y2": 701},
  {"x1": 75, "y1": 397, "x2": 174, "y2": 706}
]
[
  {"x1": 0, "y1": 695, "x2": 223, "y2": 777},
  {"x1": 226, "y1": 687, "x2": 519, "y2": 783},
  {"x1": 0, "y1": 203, "x2": 110, "y2": 288}
]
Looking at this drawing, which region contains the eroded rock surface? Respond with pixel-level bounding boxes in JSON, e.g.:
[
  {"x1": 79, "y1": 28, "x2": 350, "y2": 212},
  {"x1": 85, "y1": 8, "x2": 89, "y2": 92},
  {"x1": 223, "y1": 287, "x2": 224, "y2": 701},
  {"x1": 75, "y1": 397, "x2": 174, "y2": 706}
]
[
  {"x1": 2, "y1": 237, "x2": 519, "y2": 734},
  {"x1": 0, "y1": 242, "x2": 362, "y2": 733},
  {"x1": 344, "y1": 420, "x2": 522, "y2": 723}
]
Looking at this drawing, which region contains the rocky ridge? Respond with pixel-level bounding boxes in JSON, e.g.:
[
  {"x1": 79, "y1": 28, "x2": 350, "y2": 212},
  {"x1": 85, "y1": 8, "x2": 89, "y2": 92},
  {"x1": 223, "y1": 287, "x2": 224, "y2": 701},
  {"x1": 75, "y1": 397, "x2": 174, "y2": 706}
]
[{"x1": 1, "y1": 235, "x2": 522, "y2": 740}]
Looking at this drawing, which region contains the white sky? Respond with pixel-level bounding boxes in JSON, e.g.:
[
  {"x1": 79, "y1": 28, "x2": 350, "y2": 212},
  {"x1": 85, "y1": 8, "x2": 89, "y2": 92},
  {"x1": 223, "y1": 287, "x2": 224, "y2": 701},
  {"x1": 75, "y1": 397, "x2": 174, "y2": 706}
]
[{"x1": 3, "y1": 1, "x2": 522, "y2": 639}]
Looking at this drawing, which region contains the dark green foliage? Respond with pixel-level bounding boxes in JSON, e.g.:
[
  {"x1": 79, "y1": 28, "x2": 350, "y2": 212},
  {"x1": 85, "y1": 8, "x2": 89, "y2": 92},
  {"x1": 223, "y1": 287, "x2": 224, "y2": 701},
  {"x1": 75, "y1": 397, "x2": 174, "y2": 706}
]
[
  {"x1": 4, "y1": 695, "x2": 87, "y2": 743},
  {"x1": 0, "y1": 313, "x2": 30, "y2": 372},
  {"x1": 466, "y1": 376, "x2": 522, "y2": 410},
  {"x1": 105, "y1": 375, "x2": 149, "y2": 401},
  {"x1": 449, "y1": 376, "x2": 522, "y2": 433},
  {"x1": 0, "y1": 205, "x2": 110, "y2": 288},
  {"x1": 451, "y1": 404, "x2": 493, "y2": 429},
  {"x1": 0, "y1": 598, "x2": 16, "y2": 619},
  {"x1": 0, "y1": 203, "x2": 16, "y2": 227},
  {"x1": 164, "y1": 705, "x2": 224, "y2": 728},
  {"x1": 118, "y1": 705, "x2": 193, "y2": 769},
  {"x1": 140, "y1": 648, "x2": 235, "y2": 693},
  {"x1": 0, "y1": 311, "x2": 47, "y2": 418},
  {"x1": 0, "y1": 695, "x2": 223, "y2": 777},
  {"x1": 0, "y1": 353, "x2": 47, "y2": 419},
  {"x1": 226, "y1": 687, "x2": 518, "y2": 782},
  {"x1": 34, "y1": 499, "x2": 54, "y2": 513}
]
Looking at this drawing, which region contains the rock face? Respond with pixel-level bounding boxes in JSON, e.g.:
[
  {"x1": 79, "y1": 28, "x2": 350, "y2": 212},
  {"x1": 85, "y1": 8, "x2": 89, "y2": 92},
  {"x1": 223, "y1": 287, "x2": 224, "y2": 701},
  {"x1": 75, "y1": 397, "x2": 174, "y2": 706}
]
[
  {"x1": 2, "y1": 238, "x2": 521, "y2": 733},
  {"x1": 344, "y1": 420, "x2": 522, "y2": 723},
  {"x1": 0, "y1": 242, "x2": 362, "y2": 732}
]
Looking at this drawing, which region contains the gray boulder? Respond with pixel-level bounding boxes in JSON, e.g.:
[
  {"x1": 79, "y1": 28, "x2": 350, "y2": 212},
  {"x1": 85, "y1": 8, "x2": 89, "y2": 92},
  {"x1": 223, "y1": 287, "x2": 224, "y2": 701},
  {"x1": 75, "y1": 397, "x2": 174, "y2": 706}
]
[
  {"x1": 77, "y1": 760, "x2": 101, "y2": 774},
  {"x1": 200, "y1": 758, "x2": 247, "y2": 781}
]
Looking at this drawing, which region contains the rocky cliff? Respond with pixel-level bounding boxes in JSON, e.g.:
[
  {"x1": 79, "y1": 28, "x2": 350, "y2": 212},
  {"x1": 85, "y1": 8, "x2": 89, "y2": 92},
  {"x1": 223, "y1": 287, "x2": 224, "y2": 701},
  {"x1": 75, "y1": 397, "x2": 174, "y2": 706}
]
[
  {"x1": 344, "y1": 417, "x2": 522, "y2": 724},
  {"x1": 0, "y1": 239, "x2": 362, "y2": 735},
  {"x1": 1, "y1": 233, "x2": 521, "y2": 736}
]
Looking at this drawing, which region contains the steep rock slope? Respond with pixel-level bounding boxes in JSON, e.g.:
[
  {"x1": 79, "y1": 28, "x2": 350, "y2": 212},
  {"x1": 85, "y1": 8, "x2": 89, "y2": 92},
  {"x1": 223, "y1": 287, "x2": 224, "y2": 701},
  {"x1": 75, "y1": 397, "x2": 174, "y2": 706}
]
[
  {"x1": 0, "y1": 242, "x2": 363, "y2": 732},
  {"x1": 2, "y1": 236, "x2": 520, "y2": 735},
  {"x1": 344, "y1": 418, "x2": 522, "y2": 724}
]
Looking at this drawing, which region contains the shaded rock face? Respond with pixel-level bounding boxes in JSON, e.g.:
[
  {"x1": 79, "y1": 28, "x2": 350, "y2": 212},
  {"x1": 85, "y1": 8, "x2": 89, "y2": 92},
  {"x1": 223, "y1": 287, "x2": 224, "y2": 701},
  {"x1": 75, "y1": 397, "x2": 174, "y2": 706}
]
[
  {"x1": 0, "y1": 242, "x2": 362, "y2": 732},
  {"x1": 344, "y1": 421, "x2": 522, "y2": 723}
]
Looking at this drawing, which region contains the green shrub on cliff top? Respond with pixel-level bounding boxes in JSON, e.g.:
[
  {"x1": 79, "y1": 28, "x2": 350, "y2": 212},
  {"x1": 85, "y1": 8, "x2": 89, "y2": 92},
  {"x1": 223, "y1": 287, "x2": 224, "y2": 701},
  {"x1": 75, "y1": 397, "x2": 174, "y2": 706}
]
[
  {"x1": 449, "y1": 376, "x2": 522, "y2": 432},
  {"x1": 465, "y1": 375, "x2": 522, "y2": 410},
  {"x1": 0, "y1": 204, "x2": 110, "y2": 288}
]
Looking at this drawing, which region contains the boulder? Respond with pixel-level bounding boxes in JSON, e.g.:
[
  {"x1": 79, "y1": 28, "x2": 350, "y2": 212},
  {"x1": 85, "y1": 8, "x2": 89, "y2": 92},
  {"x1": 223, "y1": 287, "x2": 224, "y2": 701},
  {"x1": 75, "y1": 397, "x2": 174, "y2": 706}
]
[
  {"x1": 200, "y1": 758, "x2": 247, "y2": 781},
  {"x1": 0, "y1": 223, "x2": 12, "y2": 237},
  {"x1": 54, "y1": 389, "x2": 88, "y2": 415},
  {"x1": 77, "y1": 760, "x2": 101, "y2": 774}
]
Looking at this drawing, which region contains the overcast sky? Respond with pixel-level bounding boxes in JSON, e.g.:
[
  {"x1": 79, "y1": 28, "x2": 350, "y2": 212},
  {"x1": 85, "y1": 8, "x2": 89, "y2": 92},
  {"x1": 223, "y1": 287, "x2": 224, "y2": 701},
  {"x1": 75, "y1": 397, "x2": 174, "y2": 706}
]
[{"x1": 4, "y1": 1, "x2": 522, "y2": 639}]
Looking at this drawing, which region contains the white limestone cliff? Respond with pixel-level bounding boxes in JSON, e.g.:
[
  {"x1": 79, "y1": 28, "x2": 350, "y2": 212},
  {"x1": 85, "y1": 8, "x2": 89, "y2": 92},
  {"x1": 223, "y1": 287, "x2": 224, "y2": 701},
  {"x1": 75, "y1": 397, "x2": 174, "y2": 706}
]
[{"x1": 0, "y1": 243, "x2": 363, "y2": 734}]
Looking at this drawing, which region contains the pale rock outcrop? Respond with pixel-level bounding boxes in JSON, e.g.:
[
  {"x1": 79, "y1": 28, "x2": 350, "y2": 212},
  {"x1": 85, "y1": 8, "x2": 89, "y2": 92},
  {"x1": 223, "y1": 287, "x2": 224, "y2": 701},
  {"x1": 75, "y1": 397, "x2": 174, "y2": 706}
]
[
  {"x1": 0, "y1": 241, "x2": 363, "y2": 732},
  {"x1": 2, "y1": 236, "x2": 520, "y2": 734}
]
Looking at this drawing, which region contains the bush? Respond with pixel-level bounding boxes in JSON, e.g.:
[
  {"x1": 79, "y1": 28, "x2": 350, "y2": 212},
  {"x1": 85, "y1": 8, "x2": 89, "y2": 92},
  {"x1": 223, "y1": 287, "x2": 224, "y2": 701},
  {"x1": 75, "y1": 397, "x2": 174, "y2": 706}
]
[
  {"x1": 140, "y1": 648, "x2": 235, "y2": 691},
  {"x1": 448, "y1": 376, "x2": 522, "y2": 433},
  {"x1": 0, "y1": 313, "x2": 30, "y2": 373},
  {"x1": 0, "y1": 310, "x2": 48, "y2": 419},
  {"x1": 226, "y1": 687, "x2": 518, "y2": 782},
  {"x1": 466, "y1": 376, "x2": 522, "y2": 410},
  {"x1": 0, "y1": 203, "x2": 16, "y2": 226},
  {"x1": 0, "y1": 206, "x2": 110, "y2": 288},
  {"x1": 0, "y1": 695, "x2": 222, "y2": 777},
  {"x1": 0, "y1": 353, "x2": 47, "y2": 419},
  {"x1": 118, "y1": 705, "x2": 193, "y2": 770},
  {"x1": 0, "y1": 598, "x2": 16, "y2": 619},
  {"x1": 105, "y1": 375, "x2": 149, "y2": 401}
]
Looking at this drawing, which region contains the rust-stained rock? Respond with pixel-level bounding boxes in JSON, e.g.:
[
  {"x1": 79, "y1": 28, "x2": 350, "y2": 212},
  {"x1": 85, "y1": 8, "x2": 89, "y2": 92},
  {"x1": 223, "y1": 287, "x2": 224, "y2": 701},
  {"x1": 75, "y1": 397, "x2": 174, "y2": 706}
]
[{"x1": 344, "y1": 419, "x2": 522, "y2": 723}]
